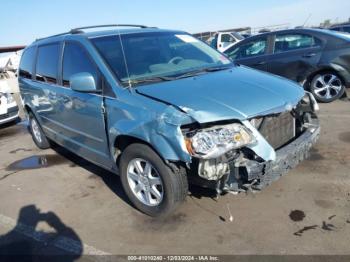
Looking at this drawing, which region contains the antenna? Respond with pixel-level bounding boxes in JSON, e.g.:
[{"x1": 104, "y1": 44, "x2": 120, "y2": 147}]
[
  {"x1": 116, "y1": 27, "x2": 132, "y2": 89},
  {"x1": 303, "y1": 14, "x2": 312, "y2": 27}
]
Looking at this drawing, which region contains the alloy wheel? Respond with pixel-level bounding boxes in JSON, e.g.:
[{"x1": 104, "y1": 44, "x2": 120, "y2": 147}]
[
  {"x1": 126, "y1": 158, "x2": 164, "y2": 206},
  {"x1": 31, "y1": 118, "x2": 42, "y2": 143},
  {"x1": 312, "y1": 74, "x2": 343, "y2": 100}
]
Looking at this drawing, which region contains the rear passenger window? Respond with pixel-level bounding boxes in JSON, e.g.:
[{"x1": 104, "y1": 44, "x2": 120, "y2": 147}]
[
  {"x1": 19, "y1": 47, "x2": 36, "y2": 79},
  {"x1": 36, "y1": 44, "x2": 60, "y2": 84},
  {"x1": 274, "y1": 34, "x2": 321, "y2": 53},
  {"x1": 62, "y1": 42, "x2": 99, "y2": 88}
]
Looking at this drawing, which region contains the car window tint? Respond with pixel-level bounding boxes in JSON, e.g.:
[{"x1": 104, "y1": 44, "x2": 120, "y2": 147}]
[
  {"x1": 225, "y1": 38, "x2": 267, "y2": 59},
  {"x1": 274, "y1": 34, "x2": 321, "y2": 53},
  {"x1": 221, "y1": 34, "x2": 235, "y2": 43},
  {"x1": 62, "y1": 42, "x2": 99, "y2": 88},
  {"x1": 343, "y1": 27, "x2": 350, "y2": 33},
  {"x1": 36, "y1": 44, "x2": 60, "y2": 84},
  {"x1": 330, "y1": 27, "x2": 341, "y2": 32},
  {"x1": 19, "y1": 47, "x2": 36, "y2": 79}
]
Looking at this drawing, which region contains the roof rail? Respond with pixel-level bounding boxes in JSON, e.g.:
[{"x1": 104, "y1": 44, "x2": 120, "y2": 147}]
[
  {"x1": 36, "y1": 24, "x2": 151, "y2": 42},
  {"x1": 71, "y1": 24, "x2": 150, "y2": 32},
  {"x1": 35, "y1": 30, "x2": 80, "y2": 42}
]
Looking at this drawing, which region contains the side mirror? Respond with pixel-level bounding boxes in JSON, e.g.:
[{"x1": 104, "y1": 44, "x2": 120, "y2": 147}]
[{"x1": 70, "y1": 72, "x2": 100, "y2": 93}]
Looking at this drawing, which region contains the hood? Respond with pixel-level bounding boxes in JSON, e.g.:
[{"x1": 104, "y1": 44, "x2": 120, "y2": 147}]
[{"x1": 136, "y1": 66, "x2": 304, "y2": 123}]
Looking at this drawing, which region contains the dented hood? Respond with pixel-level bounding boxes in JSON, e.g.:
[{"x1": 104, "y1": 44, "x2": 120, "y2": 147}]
[{"x1": 137, "y1": 66, "x2": 304, "y2": 123}]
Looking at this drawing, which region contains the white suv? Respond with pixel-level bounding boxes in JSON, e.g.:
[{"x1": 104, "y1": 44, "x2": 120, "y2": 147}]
[
  {"x1": 209, "y1": 32, "x2": 244, "y2": 52},
  {"x1": 0, "y1": 92, "x2": 19, "y2": 125}
]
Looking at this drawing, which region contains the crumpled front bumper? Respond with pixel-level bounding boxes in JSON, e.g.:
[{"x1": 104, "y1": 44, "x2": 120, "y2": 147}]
[{"x1": 242, "y1": 120, "x2": 320, "y2": 190}]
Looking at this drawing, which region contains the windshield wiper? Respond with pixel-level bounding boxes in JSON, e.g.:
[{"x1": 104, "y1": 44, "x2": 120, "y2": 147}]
[
  {"x1": 125, "y1": 76, "x2": 173, "y2": 86},
  {"x1": 171, "y1": 65, "x2": 233, "y2": 80},
  {"x1": 204, "y1": 66, "x2": 233, "y2": 72},
  {"x1": 124, "y1": 65, "x2": 233, "y2": 86}
]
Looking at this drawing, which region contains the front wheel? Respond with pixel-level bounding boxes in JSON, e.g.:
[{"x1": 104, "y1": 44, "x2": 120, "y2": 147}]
[
  {"x1": 119, "y1": 143, "x2": 188, "y2": 217},
  {"x1": 310, "y1": 72, "x2": 345, "y2": 103}
]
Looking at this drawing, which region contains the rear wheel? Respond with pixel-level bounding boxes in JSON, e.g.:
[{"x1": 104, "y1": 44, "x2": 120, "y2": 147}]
[
  {"x1": 119, "y1": 143, "x2": 188, "y2": 217},
  {"x1": 29, "y1": 113, "x2": 50, "y2": 149},
  {"x1": 310, "y1": 72, "x2": 345, "y2": 103}
]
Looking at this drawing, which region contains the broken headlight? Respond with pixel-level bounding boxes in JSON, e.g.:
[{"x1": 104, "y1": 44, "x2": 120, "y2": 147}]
[
  {"x1": 185, "y1": 123, "x2": 255, "y2": 159},
  {"x1": 303, "y1": 92, "x2": 319, "y2": 111}
]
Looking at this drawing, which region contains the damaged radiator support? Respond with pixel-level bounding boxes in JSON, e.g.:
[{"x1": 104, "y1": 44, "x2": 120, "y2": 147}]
[{"x1": 232, "y1": 120, "x2": 320, "y2": 192}]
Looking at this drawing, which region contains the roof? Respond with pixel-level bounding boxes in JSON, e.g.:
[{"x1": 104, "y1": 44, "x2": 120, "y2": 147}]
[
  {"x1": 84, "y1": 28, "x2": 183, "y2": 39},
  {"x1": 33, "y1": 25, "x2": 184, "y2": 46},
  {"x1": 246, "y1": 28, "x2": 342, "y2": 39},
  {"x1": 330, "y1": 22, "x2": 350, "y2": 28}
]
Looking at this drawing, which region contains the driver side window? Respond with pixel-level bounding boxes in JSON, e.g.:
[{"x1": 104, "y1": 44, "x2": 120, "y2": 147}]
[
  {"x1": 226, "y1": 38, "x2": 267, "y2": 60},
  {"x1": 62, "y1": 42, "x2": 100, "y2": 88}
]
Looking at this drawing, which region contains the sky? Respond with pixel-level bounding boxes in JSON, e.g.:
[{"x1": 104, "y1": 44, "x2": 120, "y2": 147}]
[{"x1": 1, "y1": 0, "x2": 349, "y2": 46}]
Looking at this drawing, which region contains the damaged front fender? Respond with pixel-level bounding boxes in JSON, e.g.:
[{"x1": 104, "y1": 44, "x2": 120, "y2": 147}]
[{"x1": 106, "y1": 97, "x2": 193, "y2": 164}]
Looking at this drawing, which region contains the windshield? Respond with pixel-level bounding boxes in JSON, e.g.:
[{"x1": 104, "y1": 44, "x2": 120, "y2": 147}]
[{"x1": 91, "y1": 32, "x2": 232, "y2": 86}]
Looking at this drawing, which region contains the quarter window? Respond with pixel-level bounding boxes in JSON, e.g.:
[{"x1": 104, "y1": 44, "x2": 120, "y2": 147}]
[
  {"x1": 225, "y1": 38, "x2": 267, "y2": 59},
  {"x1": 19, "y1": 47, "x2": 36, "y2": 79},
  {"x1": 62, "y1": 42, "x2": 99, "y2": 88},
  {"x1": 36, "y1": 44, "x2": 60, "y2": 84},
  {"x1": 274, "y1": 34, "x2": 321, "y2": 53}
]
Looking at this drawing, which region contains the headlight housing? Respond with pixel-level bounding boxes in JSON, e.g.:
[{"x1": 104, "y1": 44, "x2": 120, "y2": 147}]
[
  {"x1": 302, "y1": 92, "x2": 319, "y2": 111},
  {"x1": 5, "y1": 93, "x2": 15, "y2": 104},
  {"x1": 185, "y1": 123, "x2": 255, "y2": 159}
]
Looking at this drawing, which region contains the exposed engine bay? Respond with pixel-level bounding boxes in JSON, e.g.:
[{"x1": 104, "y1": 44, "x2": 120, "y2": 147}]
[{"x1": 182, "y1": 92, "x2": 320, "y2": 194}]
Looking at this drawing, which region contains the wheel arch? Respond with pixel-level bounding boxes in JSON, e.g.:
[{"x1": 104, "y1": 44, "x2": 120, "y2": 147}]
[
  {"x1": 304, "y1": 66, "x2": 346, "y2": 91},
  {"x1": 24, "y1": 104, "x2": 33, "y2": 114},
  {"x1": 112, "y1": 133, "x2": 189, "y2": 168},
  {"x1": 114, "y1": 135, "x2": 159, "y2": 163}
]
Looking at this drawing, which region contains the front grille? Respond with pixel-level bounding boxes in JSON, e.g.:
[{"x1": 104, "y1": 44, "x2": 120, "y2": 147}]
[{"x1": 256, "y1": 112, "x2": 295, "y2": 149}]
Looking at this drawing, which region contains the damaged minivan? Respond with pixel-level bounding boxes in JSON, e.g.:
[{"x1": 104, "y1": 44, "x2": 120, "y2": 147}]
[{"x1": 19, "y1": 25, "x2": 320, "y2": 216}]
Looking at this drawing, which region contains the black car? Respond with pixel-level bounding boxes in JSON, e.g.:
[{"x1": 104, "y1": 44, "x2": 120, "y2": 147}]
[
  {"x1": 330, "y1": 24, "x2": 350, "y2": 34},
  {"x1": 224, "y1": 28, "x2": 350, "y2": 102}
]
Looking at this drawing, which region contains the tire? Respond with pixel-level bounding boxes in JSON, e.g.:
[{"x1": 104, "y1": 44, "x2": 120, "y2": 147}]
[
  {"x1": 119, "y1": 143, "x2": 188, "y2": 217},
  {"x1": 28, "y1": 113, "x2": 50, "y2": 149},
  {"x1": 310, "y1": 71, "x2": 345, "y2": 103}
]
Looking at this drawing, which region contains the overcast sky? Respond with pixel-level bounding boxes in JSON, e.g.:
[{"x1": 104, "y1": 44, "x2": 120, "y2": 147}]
[{"x1": 1, "y1": 0, "x2": 349, "y2": 46}]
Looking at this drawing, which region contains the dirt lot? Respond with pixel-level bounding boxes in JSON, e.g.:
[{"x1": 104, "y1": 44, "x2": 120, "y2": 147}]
[{"x1": 0, "y1": 98, "x2": 349, "y2": 259}]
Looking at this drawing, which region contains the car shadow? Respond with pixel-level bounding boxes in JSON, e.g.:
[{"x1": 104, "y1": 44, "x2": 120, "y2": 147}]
[
  {"x1": 51, "y1": 142, "x2": 220, "y2": 207},
  {"x1": 49, "y1": 142, "x2": 133, "y2": 208}
]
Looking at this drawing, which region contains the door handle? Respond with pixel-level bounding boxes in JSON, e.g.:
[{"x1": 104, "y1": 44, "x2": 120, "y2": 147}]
[
  {"x1": 302, "y1": 53, "x2": 316, "y2": 58},
  {"x1": 253, "y1": 61, "x2": 266, "y2": 66}
]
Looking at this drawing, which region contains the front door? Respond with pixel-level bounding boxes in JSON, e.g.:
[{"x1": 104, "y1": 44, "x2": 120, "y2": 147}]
[{"x1": 57, "y1": 41, "x2": 111, "y2": 167}]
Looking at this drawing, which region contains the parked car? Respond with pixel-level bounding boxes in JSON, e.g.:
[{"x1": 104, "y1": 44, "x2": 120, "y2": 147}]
[
  {"x1": 224, "y1": 28, "x2": 350, "y2": 102},
  {"x1": 19, "y1": 25, "x2": 320, "y2": 216},
  {"x1": 209, "y1": 31, "x2": 244, "y2": 52},
  {"x1": 329, "y1": 24, "x2": 350, "y2": 34},
  {"x1": 0, "y1": 91, "x2": 19, "y2": 126}
]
